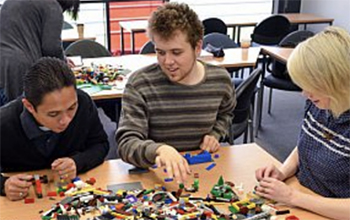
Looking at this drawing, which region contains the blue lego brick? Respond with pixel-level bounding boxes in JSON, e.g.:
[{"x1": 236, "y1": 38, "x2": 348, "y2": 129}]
[
  {"x1": 183, "y1": 150, "x2": 212, "y2": 165},
  {"x1": 164, "y1": 178, "x2": 174, "y2": 182},
  {"x1": 206, "y1": 162, "x2": 216, "y2": 171}
]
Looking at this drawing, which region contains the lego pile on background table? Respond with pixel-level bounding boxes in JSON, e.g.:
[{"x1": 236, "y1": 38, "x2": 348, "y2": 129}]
[
  {"x1": 24, "y1": 151, "x2": 298, "y2": 220},
  {"x1": 73, "y1": 63, "x2": 131, "y2": 94}
]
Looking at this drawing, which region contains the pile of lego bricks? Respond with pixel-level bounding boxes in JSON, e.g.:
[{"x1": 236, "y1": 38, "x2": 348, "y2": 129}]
[
  {"x1": 40, "y1": 176, "x2": 274, "y2": 220},
  {"x1": 74, "y1": 63, "x2": 130, "y2": 86}
]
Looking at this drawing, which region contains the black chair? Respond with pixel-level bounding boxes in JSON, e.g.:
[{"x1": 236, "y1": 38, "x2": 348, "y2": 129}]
[
  {"x1": 228, "y1": 68, "x2": 262, "y2": 144},
  {"x1": 62, "y1": 21, "x2": 74, "y2": 30},
  {"x1": 64, "y1": 39, "x2": 112, "y2": 58},
  {"x1": 139, "y1": 41, "x2": 155, "y2": 54},
  {"x1": 202, "y1": 17, "x2": 227, "y2": 36},
  {"x1": 251, "y1": 15, "x2": 291, "y2": 46},
  {"x1": 263, "y1": 30, "x2": 314, "y2": 114},
  {"x1": 202, "y1": 33, "x2": 240, "y2": 77}
]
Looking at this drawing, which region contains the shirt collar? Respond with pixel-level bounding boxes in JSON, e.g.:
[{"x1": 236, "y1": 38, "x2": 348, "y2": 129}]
[{"x1": 20, "y1": 107, "x2": 51, "y2": 140}]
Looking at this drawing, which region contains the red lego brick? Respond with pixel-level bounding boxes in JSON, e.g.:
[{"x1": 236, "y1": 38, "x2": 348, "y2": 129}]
[
  {"x1": 286, "y1": 215, "x2": 300, "y2": 220},
  {"x1": 47, "y1": 191, "x2": 57, "y2": 197},
  {"x1": 24, "y1": 198, "x2": 35, "y2": 204}
]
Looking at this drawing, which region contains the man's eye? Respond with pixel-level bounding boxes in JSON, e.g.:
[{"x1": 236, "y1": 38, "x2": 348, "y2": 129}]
[
  {"x1": 48, "y1": 113, "x2": 58, "y2": 117},
  {"x1": 68, "y1": 104, "x2": 77, "y2": 111}
]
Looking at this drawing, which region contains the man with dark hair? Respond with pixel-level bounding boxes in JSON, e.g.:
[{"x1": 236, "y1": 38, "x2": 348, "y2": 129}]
[
  {"x1": 0, "y1": 57, "x2": 109, "y2": 201},
  {"x1": 116, "y1": 2, "x2": 236, "y2": 183}
]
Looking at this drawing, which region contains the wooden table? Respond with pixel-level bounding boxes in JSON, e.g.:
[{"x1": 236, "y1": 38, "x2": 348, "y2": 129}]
[
  {"x1": 225, "y1": 13, "x2": 334, "y2": 43},
  {"x1": 0, "y1": 143, "x2": 328, "y2": 220},
  {"x1": 82, "y1": 47, "x2": 261, "y2": 100},
  {"x1": 119, "y1": 20, "x2": 148, "y2": 54}
]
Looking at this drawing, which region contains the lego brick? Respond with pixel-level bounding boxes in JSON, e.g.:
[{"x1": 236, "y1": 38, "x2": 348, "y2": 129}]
[
  {"x1": 206, "y1": 163, "x2": 216, "y2": 171},
  {"x1": 184, "y1": 150, "x2": 212, "y2": 165},
  {"x1": 24, "y1": 198, "x2": 35, "y2": 204}
]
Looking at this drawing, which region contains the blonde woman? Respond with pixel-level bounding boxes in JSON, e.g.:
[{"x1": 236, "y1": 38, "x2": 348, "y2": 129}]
[{"x1": 255, "y1": 27, "x2": 350, "y2": 219}]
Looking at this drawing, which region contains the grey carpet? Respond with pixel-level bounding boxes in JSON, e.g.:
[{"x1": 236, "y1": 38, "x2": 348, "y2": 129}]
[{"x1": 254, "y1": 88, "x2": 305, "y2": 162}]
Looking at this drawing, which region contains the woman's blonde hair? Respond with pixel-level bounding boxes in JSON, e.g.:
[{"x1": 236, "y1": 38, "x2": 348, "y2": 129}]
[{"x1": 287, "y1": 26, "x2": 350, "y2": 117}]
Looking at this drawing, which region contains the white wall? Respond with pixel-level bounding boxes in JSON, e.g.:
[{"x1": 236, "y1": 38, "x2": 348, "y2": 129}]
[{"x1": 301, "y1": 0, "x2": 350, "y2": 32}]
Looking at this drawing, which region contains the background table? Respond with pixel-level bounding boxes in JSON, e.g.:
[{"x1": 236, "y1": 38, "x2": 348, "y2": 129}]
[
  {"x1": 82, "y1": 47, "x2": 261, "y2": 100},
  {"x1": 119, "y1": 20, "x2": 148, "y2": 55},
  {"x1": 225, "y1": 13, "x2": 333, "y2": 43},
  {"x1": 0, "y1": 143, "x2": 328, "y2": 220}
]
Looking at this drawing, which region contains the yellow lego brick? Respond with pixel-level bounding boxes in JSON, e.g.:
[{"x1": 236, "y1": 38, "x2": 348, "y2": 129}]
[
  {"x1": 247, "y1": 202, "x2": 256, "y2": 209},
  {"x1": 67, "y1": 186, "x2": 95, "y2": 196},
  {"x1": 180, "y1": 211, "x2": 200, "y2": 219},
  {"x1": 93, "y1": 189, "x2": 110, "y2": 195}
]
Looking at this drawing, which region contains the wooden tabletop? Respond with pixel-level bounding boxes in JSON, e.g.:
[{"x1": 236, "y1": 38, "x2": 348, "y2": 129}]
[
  {"x1": 281, "y1": 13, "x2": 334, "y2": 25},
  {"x1": 0, "y1": 143, "x2": 328, "y2": 220},
  {"x1": 119, "y1": 20, "x2": 148, "y2": 32},
  {"x1": 261, "y1": 46, "x2": 294, "y2": 63},
  {"x1": 225, "y1": 13, "x2": 334, "y2": 28},
  {"x1": 62, "y1": 28, "x2": 96, "y2": 42}
]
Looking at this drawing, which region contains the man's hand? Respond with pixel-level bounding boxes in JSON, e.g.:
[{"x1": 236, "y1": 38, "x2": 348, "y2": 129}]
[
  {"x1": 255, "y1": 164, "x2": 286, "y2": 182},
  {"x1": 51, "y1": 157, "x2": 77, "y2": 180},
  {"x1": 155, "y1": 145, "x2": 191, "y2": 184},
  {"x1": 199, "y1": 135, "x2": 220, "y2": 153},
  {"x1": 4, "y1": 174, "x2": 32, "y2": 201},
  {"x1": 66, "y1": 57, "x2": 76, "y2": 68}
]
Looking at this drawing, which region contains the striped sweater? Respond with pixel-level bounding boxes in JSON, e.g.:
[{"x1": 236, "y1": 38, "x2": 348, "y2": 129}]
[
  {"x1": 116, "y1": 62, "x2": 236, "y2": 168},
  {"x1": 297, "y1": 100, "x2": 350, "y2": 198}
]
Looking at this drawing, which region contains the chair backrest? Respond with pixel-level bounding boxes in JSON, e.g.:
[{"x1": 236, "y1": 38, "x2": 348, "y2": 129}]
[
  {"x1": 278, "y1": 30, "x2": 314, "y2": 47},
  {"x1": 139, "y1": 41, "x2": 155, "y2": 54},
  {"x1": 202, "y1": 33, "x2": 238, "y2": 49},
  {"x1": 251, "y1": 15, "x2": 291, "y2": 45},
  {"x1": 63, "y1": 21, "x2": 73, "y2": 30},
  {"x1": 273, "y1": 30, "x2": 314, "y2": 78},
  {"x1": 64, "y1": 39, "x2": 112, "y2": 58},
  {"x1": 232, "y1": 68, "x2": 262, "y2": 124},
  {"x1": 202, "y1": 18, "x2": 227, "y2": 36}
]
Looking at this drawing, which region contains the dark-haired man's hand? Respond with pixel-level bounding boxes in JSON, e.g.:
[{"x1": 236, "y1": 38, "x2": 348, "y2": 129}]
[{"x1": 51, "y1": 157, "x2": 77, "y2": 180}]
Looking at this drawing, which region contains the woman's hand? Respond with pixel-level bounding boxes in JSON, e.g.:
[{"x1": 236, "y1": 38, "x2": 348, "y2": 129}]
[
  {"x1": 255, "y1": 164, "x2": 286, "y2": 182},
  {"x1": 255, "y1": 177, "x2": 295, "y2": 205}
]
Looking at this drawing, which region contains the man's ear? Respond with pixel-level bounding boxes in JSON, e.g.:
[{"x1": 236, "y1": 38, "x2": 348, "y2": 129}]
[
  {"x1": 22, "y1": 98, "x2": 36, "y2": 114},
  {"x1": 195, "y1": 39, "x2": 203, "y2": 57}
]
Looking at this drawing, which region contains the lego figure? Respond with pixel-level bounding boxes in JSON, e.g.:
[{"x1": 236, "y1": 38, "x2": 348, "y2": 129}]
[
  {"x1": 210, "y1": 176, "x2": 239, "y2": 202},
  {"x1": 116, "y1": 2, "x2": 235, "y2": 184},
  {"x1": 255, "y1": 27, "x2": 350, "y2": 219},
  {"x1": 0, "y1": 57, "x2": 109, "y2": 201},
  {"x1": 0, "y1": 0, "x2": 80, "y2": 106}
]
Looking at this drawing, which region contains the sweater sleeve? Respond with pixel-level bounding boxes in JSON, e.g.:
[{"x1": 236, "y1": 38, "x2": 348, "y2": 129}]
[
  {"x1": 0, "y1": 174, "x2": 9, "y2": 196},
  {"x1": 69, "y1": 95, "x2": 109, "y2": 173},
  {"x1": 116, "y1": 84, "x2": 162, "y2": 168},
  {"x1": 40, "y1": 1, "x2": 65, "y2": 60},
  {"x1": 209, "y1": 74, "x2": 236, "y2": 140}
]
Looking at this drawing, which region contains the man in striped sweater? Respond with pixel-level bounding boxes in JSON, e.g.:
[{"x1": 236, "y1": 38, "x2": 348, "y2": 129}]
[{"x1": 116, "y1": 2, "x2": 236, "y2": 183}]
